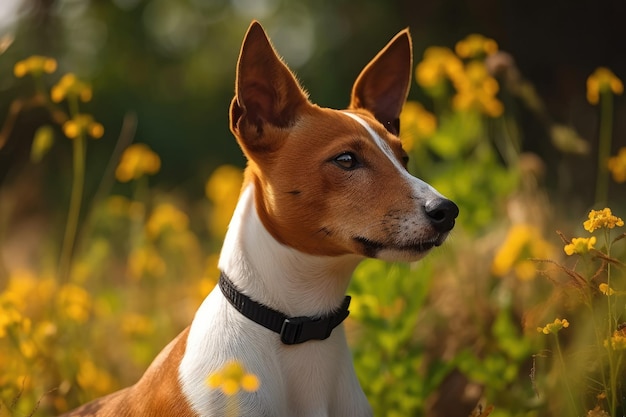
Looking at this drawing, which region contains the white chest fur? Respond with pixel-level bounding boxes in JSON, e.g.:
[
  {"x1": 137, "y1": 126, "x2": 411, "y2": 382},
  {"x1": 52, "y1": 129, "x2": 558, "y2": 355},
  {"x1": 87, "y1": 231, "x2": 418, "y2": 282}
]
[{"x1": 178, "y1": 184, "x2": 371, "y2": 416}]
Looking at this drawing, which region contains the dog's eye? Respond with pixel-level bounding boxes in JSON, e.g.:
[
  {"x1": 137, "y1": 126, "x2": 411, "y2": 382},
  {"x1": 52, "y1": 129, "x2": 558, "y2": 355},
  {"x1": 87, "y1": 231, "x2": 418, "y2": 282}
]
[{"x1": 333, "y1": 152, "x2": 360, "y2": 170}]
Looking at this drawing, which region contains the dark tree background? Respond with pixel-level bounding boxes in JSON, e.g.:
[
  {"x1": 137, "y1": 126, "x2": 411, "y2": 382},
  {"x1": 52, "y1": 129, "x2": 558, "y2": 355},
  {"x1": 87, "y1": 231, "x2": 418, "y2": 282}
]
[{"x1": 1, "y1": 0, "x2": 624, "y2": 205}]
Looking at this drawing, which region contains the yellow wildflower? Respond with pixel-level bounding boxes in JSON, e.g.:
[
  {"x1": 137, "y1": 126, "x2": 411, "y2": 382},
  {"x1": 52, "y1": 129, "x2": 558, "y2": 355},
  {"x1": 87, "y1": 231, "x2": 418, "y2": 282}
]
[
  {"x1": 599, "y1": 283, "x2": 615, "y2": 296},
  {"x1": 452, "y1": 61, "x2": 503, "y2": 117},
  {"x1": 62, "y1": 114, "x2": 104, "y2": 139},
  {"x1": 604, "y1": 330, "x2": 626, "y2": 351},
  {"x1": 146, "y1": 203, "x2": 189, "y2": 240},
  {"x1": 206, "y1": 360, "x2": 260, "y2": 396},
  {"x1": 537, "y1": 318, "x2": 570, "y2": 335},
  {"x1": 205, "y1": 165, "x2": 244, "y2": 238},
  {"x1": 491, "y1": 224, "x2": 554, "y2": 280},
  {"x1": 607, "y1": 147, "x2": 626, "y2": 183},
  {"x1": 115, "y1": 143, "x2": 161, "y2": 182},
  {"x1": 586, "y1": 67, "x2": 623, "y2": 105},
  {"x1": 564, "y1": 236, "x2": 596, "y2": 255},
  {"x1": 128, "y1": 246, "x2": 167, "y2": 280},
  {"x1": 415, "y1": 47, "x2": 464, "y2": 89},
  {"x1": 455, "y1": 34, "x2": 498, "y2": 59},
  {"x1": 583, "y1": 208, "x2": 624, "y2": 232},
  {"x1": 77, "y1": 359, "x2": 115, "y2": 394},
  {"x1": 0, "y1": 303, "x2": 22, "y2": 338},
  {"x1": 57, "y1": 284, "x2": 92, "y2": 323},
  {"x1": 13, "y1": 55, "x2": 57, "y2": 78},
  {"x1": 121, "y1": 313, "x2": 154, "y2": 337},
  {"x1": 399, "y1": 101, "x2": 437, "y2": 151},
  {"x1": 51, "y1": 73, "x2": 93, "y2": 103}
]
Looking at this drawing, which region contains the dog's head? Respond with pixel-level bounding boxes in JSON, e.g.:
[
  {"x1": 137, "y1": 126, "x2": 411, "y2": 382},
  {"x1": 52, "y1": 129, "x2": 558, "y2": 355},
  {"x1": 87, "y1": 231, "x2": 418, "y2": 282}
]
[{"x1": 229, "y1": 21, "x2": 458, "y2": 262}]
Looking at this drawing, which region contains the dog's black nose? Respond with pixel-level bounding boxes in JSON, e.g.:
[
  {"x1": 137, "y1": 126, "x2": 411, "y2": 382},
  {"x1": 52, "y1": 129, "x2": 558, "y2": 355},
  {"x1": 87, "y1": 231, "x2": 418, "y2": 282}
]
[{"x1": 424, "y1": 199, "x2": 459, "y2": 233}]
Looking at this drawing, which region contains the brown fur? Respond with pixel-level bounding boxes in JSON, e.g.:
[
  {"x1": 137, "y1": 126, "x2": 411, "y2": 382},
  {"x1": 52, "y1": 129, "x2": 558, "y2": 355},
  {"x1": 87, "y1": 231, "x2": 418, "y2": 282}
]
[{"x1": 59, "y1": 328, "x2": 196, "y2": 417}]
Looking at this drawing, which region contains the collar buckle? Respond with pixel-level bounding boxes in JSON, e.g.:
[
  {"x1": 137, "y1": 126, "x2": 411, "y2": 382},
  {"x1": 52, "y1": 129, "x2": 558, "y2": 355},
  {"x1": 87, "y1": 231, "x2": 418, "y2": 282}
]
[{"x1": 280, "y1": 296, "x2": 351, "y2": 345}]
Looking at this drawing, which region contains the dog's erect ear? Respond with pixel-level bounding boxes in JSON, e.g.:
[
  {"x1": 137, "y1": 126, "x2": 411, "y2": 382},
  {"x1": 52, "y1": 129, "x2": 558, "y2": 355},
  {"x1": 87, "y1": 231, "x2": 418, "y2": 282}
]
[
  {"x1": 230, "y1": 21, "x2": 309, "y2": 149},
  {"x1": 349, "y1": 29, "x2": 412, "y2": 136}
]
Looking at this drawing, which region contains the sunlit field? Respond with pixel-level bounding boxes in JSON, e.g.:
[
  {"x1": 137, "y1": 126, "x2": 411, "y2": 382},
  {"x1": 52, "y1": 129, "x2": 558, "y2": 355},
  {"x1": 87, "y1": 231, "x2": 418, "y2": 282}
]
[{"x1": 1, "y1": 9, "x2": 626, "y2": 417}]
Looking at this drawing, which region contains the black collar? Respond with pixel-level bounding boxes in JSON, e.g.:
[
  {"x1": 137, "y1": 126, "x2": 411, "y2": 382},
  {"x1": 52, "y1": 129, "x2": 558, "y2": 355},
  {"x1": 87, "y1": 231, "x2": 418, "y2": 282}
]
[{"x1": 218, "y1": 272, "x2": 351, "y2": 345}]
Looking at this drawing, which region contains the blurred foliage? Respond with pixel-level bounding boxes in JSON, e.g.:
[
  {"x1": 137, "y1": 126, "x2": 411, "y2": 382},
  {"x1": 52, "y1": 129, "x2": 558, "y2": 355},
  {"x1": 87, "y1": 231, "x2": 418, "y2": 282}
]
[{"x1": 2, "y1": 1, "x2": 626, "y2": 417}]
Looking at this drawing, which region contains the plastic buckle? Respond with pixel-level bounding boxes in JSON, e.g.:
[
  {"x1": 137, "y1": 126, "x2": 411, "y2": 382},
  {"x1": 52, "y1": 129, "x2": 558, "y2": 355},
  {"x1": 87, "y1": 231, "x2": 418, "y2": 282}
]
[{"x1": 280, "y1": 317, "x2": 333, "y2": 345}]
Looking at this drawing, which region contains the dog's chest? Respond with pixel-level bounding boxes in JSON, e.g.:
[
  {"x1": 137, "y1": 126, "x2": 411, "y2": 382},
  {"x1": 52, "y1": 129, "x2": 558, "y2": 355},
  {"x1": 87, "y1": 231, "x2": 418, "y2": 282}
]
[{"x1": 178, "y1": 290, "x2": 371, "y2": 417}]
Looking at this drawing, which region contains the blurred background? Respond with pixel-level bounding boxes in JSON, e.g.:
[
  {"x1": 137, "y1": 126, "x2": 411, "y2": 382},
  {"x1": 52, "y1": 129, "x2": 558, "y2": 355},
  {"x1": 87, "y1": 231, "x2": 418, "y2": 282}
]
[
  {"x1": 1, "y1": 0, "x2": 625, "y2": 202},
  {"x1": 1, "y1": 1, "x2": 626, "y2": 416}
]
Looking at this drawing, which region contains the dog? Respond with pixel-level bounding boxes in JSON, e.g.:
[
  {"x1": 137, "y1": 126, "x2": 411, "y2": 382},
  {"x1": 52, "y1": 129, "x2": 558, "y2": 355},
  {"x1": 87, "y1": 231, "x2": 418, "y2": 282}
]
[{"x1": 61, "y1": 21, "x2": 458, "y2": 417}]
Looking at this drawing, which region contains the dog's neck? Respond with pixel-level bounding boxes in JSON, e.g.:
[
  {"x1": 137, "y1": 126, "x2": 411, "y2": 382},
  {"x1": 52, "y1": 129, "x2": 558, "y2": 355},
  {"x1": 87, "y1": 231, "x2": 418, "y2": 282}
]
[{"x1": 218, "y1": 181, "x2": 362, "y2": 318}]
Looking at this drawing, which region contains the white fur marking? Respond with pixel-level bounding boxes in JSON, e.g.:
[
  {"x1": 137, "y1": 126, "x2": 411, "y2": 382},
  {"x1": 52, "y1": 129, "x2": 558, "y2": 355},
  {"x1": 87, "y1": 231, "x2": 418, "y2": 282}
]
[{"x1": 342, "y1": 112, "x2": 443, "y2": 197}]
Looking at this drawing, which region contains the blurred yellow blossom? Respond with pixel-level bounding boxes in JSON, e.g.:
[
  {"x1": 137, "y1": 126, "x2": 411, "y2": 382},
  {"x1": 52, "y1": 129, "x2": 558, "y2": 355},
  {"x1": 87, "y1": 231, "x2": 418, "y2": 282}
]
[
  {"x1": 0, "y1": 303, "x2": 22, "y2": 338},
  {"x1": 62, "y1": 114, "x2": 104, "y2": 139},
  {"x1": 415, "y1": 47, "x2": 464, "y2": 89},
  {"x1": 537, "y1": 318, "x2": 569, "y2": 335},
  {"x1": 205, "y1": 165, "x2": 243, "y2": 238},
  {"x1": 399, "y1": 101, "x2": 437, "y2": 151},
  {"x1": 77, "y1": 359, "x2": 115, "y2": 395},
  {"x1": 13, "y1": 55, "x2": 57, "y2": 78},
  {"x1": 586, "y1": 67, "x2": 623, "y2": 105},
  {"x1": 607, "y1": 147, "x2": 626, "y2": 183},
  {"x1": 455, "y1": 34, "x2": 498, "y2": 59},
  {"x1": 121, "y1": 313, "x2": 154, "y2": 337},
  {"x1": 51, "y1": 73, "x2": 93, "y2": 103},
  {"x1": 56, "y1": 284, "x2": 92, "y2": 323},
  {"x1": 452, "y1": 61, "x2": 503, "y2": 117},
  {"x1": 115, "y1": 143, "x2": 161, "y2": 182},
  {"x1": 491, "y1": 224, "x2": 554, "y2": 280},
  {"x1": 583, "y1": 208, "x2": 624, "y2": 232},
  {"x1": 146, "y1": 203, "x2": 190, "y2": 240},
  {"x1": 599, "y1": 283, "x2": 615, "y2": 296},
  {"x1": 206, "y1": 360, "x2": 260, "y2": 396},
  {"x1": 128, "y1": 246, "x2": 167, "y2": 280},
  {"x1": 604, "y1": 330, "x2": 626, "y2": 350},
  {"x1": 564, "y1": 236, "x2": 596, "y2": 256}
]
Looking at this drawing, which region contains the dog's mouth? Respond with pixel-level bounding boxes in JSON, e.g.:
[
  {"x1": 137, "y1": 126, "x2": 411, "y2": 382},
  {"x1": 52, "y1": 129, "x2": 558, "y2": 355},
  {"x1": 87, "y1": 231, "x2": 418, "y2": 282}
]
[{"x1": 353, "y1": 234, "x2": 447, "y2": 259}]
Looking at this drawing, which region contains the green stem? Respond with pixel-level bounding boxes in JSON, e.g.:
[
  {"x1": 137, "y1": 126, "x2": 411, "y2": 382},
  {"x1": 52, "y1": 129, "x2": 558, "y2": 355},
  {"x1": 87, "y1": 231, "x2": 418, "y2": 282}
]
[
  {"x1": 554, "y1": 335, "x2": 578, "y2": 415},
  {"x1": 609, "y1": 352, "x2": 623, "y2": 416},
  {"x1": 58, "y1": 97, "x2": 84, "y2": 282},
  {"x1": 595, "y1": 91, "x2": 614, "y2": 204}
]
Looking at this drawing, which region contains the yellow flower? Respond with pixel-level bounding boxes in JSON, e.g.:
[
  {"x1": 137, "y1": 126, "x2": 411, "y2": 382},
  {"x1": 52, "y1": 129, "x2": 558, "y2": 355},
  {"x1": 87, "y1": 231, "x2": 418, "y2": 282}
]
[
  {"x1": 128, "y1": 246, "x2": 167, "y2": 280},
  {"x1": 491, "y1": 224, "x2": 554, "y2": 280},
  {"x1": 13, "y1": 55, "x2": 57, "y2": 78},
  {"x1": 62, "y1": 114, "x2": 104, "y2": 139},
  {"x1": 564, "y1": 236, "x2": 596, "y2": 255},
  {"x1": 0, "y1": 303, "x2": 22, "y2": 338},
  {"x1": 115, "y1": 143, "x2": 161, "y2": 182},
  {"x1": 455, "y1": 34, "x2": 498, "y2": 59},
  {"x1": 452, "y1": 61, "x2": 503, "y2": 117},
  {"x1": 604, "y1": 330, "x2": 626, "y2": 351},
  {"x1": 586, "y1": 67, "x2": 623, "y2": 105},
  {"x1": 415, "y1": 47, "x2": 464, "y2": 89},
  {"x1": 51, "y1": 73, "x2": 93, "y2": 103},
  {"x1": 206, "y1": 360, "x2": 260, "y2": 396},
  {"x1": 146, "y1": 203, "x2": 190, "y2": 240},
  {"x1": 205, "y1": 165, "x2": 244, "y2": 238},
  {"x1": 77, "y1": 359, "x2": 115, "y2": 394},
  {"x1": 57, "y1": 284, "x2": 92, "y2": 323},
  {"x1": 599, "y1": 283, "x2": 615, "y2": 296},
  {"x1": 607, "y1": 147, "x2": 626, "y2": 183},
  {"x1": 583, "y1": 208, "x2": 624, "y2": 232},
  {"x1": 537, "y1": 318, "x2": 569, "y2": 335},
  {"x1": 121, "y1": 313, "x2": 154, "y2": 337},
  {"x1": 399, "y1": 101, "x2": 437, "y2": 151}
]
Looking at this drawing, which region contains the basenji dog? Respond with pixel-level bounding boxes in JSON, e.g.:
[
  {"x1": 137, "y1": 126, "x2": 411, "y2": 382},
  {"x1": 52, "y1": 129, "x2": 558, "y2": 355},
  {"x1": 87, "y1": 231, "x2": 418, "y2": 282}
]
[{"x1": 61, "y1": 21, "x2": 458, "y2": 417}]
